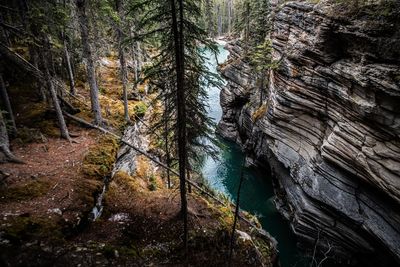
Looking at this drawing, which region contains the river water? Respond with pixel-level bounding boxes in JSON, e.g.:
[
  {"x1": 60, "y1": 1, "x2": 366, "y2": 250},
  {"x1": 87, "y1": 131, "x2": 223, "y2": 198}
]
[{"x1": 201, "y1": 44, "x2": 307, "y2": 267}]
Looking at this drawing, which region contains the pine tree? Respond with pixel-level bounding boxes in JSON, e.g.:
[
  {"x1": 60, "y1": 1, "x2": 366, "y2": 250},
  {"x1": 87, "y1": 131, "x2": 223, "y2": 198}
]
[
  {"x1": 130, "y1": 0, "x2": 222, "y2": 255},
  {"x1": 115, "y1": 0, "x2": 130, "y2": 122}
]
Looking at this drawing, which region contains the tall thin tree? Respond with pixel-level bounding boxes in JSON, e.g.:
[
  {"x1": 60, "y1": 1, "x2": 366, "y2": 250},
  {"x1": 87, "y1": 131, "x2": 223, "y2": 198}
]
[
  {"x1": 76, "y1": 0, "x2": 103, "y2": 125},
  {"x1": 39, "y1": 37, "x2": 71, "y2": 141},
  {"x1": 115, "y1": 0, "x2": 129, "y2": 122}
]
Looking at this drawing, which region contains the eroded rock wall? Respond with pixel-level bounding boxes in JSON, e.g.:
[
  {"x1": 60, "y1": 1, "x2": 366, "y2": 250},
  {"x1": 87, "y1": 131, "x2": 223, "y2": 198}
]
[{"x1": 218, "y1": 1, "x2": 400, "y2": 265}]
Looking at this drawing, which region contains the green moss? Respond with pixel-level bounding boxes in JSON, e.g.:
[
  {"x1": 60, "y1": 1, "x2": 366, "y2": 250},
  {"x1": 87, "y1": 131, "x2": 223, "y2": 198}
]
[
  {"x1": 0, "y1": 180, "x2": 51, "y2": 203},
  {"x1": 217, "y1": 206, "x2": 234, "y2": 231},
  {"x1": 75, "y1": 179, "x2": 103, "y2": 206},
  {"x1": 76, "y1": 135, "x2": 119, "y2": 214},
  {"x1": 112, "y1": 171, "x2": 143, "y2": 191},
  {"x1": 82, "y1": 135, "x2": 119, "y2": 179},
  {"x1": 118, "y1": 244, "x2": 140, "y2": 258},
  {"x1": 16, "y1": 127, "x2": 46, "y2": 144},
  {"x1": 36, "y1": 120, "x2": 60, "y2": 137},
  {"x1": 102, "y1": 244, "x2": 118, "y2": 259},
  {"x1": 13, "y1": 102, "x2": 62, "y2": 140},
  {"x1": 134, "y1": 101, "x2": 148, "y2": 117},
  {"x1": 148, "y1": 174, "x2": 157, "y2": 191},
  {"x1": 253, "y1": 235, "x2": 272, "y2": 259},
  {"x1": 2, "y1": 216, "x2": 64, "y2": 245}
]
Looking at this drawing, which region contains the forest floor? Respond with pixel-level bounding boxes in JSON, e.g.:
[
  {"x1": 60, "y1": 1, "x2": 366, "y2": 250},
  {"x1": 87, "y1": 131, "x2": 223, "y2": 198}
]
[{"x1": 0, "y1": 56, "x2": 276, "y2": 266}]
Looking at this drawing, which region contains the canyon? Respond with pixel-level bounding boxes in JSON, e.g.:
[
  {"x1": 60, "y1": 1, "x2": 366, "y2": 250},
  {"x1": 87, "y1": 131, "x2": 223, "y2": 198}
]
[{"x1": 217, "y1": 1, "x2": 400, "y2": 266}]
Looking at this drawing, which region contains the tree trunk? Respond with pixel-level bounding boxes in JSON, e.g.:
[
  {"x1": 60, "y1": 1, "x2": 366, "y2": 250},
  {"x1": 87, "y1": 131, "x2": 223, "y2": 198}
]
[
  {"x1": 129, "y1": 26, "x2": 139, "y2": 83},
  {"x1": 64, "y1": 39, "x2": 76, "y2": 96},
  {"x1": 186, "y1": 167, "x2": 192, "y2": 194},
  {"x1": 0, "y1": 12, "x2": 10, "y2": 46},
  {"x1": 39, "y1": 45, "x2": 71, "y2": 141},
  {"x1": 0, "y1": 110, "x2": 22, "y2": 163},
  {"x1": 0, "y1": 73, "x2": 16, "y2": 135},
  {"x1": 30, "y1": 47, "x2": 47, "y2": 102},
  {"x1": 205, "y1": 0, "x2": 213, "y2": 37},
  {"x1": 164, "y1": 97, "x2": 171, "y2": 189},
  {"x1": 217, "y1": 4, "x2": 222, "y2": 37},
  {"x1": 136, "y1": 41, "x2": 142, "y2": 76},
  {"x1": 76, "y1": 0, "x2": 103, "y2": 126},
  {"x1": 170, "y1": 0, "x2": 188, "y2": 256},
  {"x1": 259, "y1": 74, "x2": 265, "y2": 107},
  {"x1": 227, "y1": 0, "x2": 232, "y2": 35},
  {"x1": 228, "y1": 163, "x2": 245, "y2": 266},
  {"x1": 116, "y1": 0, "x2": 129, "y2": 122},
  {"x1": 245, "y1": 2, "x2": 250, "y2": 53}
]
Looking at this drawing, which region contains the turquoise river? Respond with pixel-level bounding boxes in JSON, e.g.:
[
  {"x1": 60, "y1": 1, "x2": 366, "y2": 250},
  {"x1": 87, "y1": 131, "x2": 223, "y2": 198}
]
[{"x1": 201, "y1": 44, "x2": 307, "y2": 267}]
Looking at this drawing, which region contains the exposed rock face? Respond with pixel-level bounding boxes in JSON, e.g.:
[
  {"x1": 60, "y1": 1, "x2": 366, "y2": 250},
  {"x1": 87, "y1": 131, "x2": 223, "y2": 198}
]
[{"x1": 218, "y1": 1, "x2": 400, "y2": 266}]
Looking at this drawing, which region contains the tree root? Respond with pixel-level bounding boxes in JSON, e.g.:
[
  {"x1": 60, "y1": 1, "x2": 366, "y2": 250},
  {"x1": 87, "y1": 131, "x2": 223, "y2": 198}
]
[{"x1": 0, "y1": 145, "x2": 25, "y2": 164}]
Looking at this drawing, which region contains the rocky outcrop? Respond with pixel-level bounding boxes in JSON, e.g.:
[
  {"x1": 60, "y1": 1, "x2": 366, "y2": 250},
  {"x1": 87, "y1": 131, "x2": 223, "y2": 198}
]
[{"x1": 218, "y1": 1, "x2": 400, "y2": 266}]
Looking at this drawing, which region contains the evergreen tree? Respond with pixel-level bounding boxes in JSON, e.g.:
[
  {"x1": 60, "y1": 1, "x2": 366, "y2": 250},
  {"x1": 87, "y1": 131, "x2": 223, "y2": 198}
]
[{"x1": 130, "y1": 0, "x2": 221, "y2": 254}]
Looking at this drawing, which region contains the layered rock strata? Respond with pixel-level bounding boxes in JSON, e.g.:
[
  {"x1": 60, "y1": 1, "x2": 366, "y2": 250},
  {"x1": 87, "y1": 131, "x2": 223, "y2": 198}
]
[{"x1": 218, "y1": 1, "x2": 400, "y2": 266}]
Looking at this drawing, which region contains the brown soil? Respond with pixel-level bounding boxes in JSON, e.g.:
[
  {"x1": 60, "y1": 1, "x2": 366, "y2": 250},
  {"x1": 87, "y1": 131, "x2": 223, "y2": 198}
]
[{"x1": 0, "y1": 126, "x2": 97, "y2": 221}]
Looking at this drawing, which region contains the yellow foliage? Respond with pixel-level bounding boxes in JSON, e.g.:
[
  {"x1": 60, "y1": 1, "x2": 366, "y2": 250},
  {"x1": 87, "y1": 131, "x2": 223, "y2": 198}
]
[
  {"x1": 252, "y1": 104, "x2": 268, "y2": 122},
  {"x1": 135, "y1": 156, "x2": 151, "y2": 180},
  {"x1": 112, "y1": 171, "x2": 147, "y2": 194}
]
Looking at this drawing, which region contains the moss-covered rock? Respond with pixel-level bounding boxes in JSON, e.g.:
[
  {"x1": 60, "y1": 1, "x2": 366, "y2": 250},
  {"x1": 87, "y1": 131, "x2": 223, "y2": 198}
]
[{"x1": 82, "y1": 135, "x2": 119, "y2": 180}]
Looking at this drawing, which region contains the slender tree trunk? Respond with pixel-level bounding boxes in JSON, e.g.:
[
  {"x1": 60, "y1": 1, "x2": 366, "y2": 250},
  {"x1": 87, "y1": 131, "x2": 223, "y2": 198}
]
[
  {"x1": 116, "y1": 0, "x2": 129, "y2": 122},
  {"x1": 39, "y1": 45, "x2": 71, "y2": 141},
  {"x1": 31, "y1": 48, "x2": 48, "y2": 102},
  {"x1": 245, "y1": 2, "x2": 250, "y2": 54},
  {"x1": 64, "y1": 39, "x2": 76, "y2": 96},
  {"x1": 170, "y1": 0, "x2": 188, "y2": 256},
  {"x1": 0, "y1": 13, "x2": 10, "y2": 46},
  {"x1": 164, "y1": 96, "x2": 171, "y2": 189},
  {"x1": 129, "y1": 26, "x2": 139, "y2": 82},
  {"x1": 136, "y1": 41, "x2": 142, "y2": 74},
  {"x1": 0, "y1": 73, "x2": 16, "y2": 135},
  {"x1": 227, "y1": 0, "x2": 232, "y2": 35},
  {"x1": 259, "y1": 74, "x2": 265, "y2": 107},
  {"x1": 76, "y1": 0, "x2": 103, "y2": 125},
  {"x1": 17, "y1": 0, "x2": 28, "y2": 31},
  {"x1": 186, "y1": 167, "x2": 192, "y2": 194},
  {"x1": 217, "y1": 4, "x2": 222, "y2": 37},
  {"x1": 228, "y1": 163, "x2": 245, "y2": 266},
  {"x1": 205, "y1": 0, "x2": 213, "y2": 37},
  {"x1": 178, "y1": 0, "x2": 188, "y2": 256}
]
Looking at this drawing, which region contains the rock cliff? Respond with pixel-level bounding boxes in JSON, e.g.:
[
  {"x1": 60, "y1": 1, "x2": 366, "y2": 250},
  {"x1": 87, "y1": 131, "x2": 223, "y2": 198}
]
[{"x1": 218, "y1": 1, "x2": 400, "y2": 266}]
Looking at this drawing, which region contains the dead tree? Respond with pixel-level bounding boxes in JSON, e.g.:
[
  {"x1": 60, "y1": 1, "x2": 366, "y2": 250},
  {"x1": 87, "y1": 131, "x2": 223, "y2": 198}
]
[
  {"x1": 39, "y1": 40, "x2": 71, "y2": 141},
  {"x1": 63, "y1": 37, "x2": 76, "y2": 96}
]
